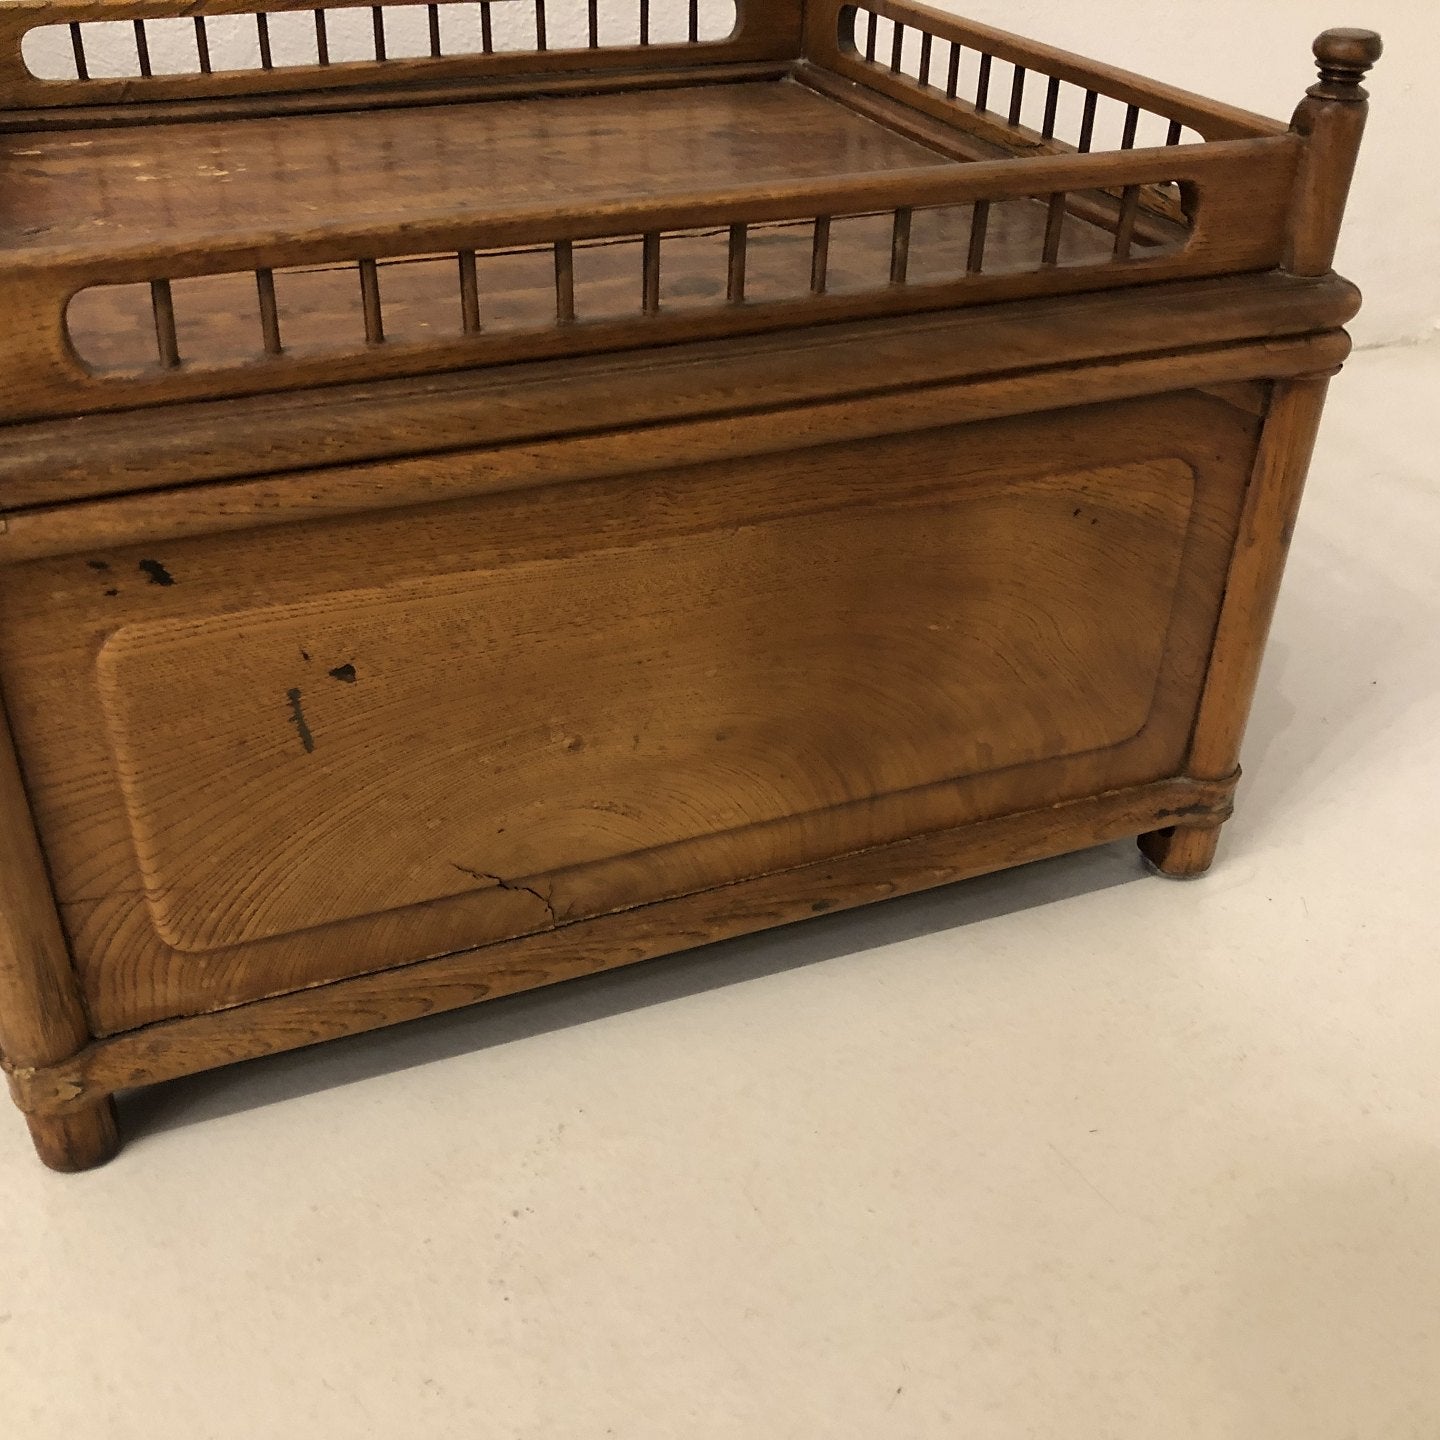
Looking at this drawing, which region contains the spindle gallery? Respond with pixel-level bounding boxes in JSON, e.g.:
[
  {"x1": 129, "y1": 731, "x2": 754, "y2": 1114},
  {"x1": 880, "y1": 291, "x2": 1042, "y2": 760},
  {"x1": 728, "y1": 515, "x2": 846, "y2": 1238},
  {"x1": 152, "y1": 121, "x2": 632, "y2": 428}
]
[{"x1": 0, "y1": 2, "x2": 1381, "y2": 1169}]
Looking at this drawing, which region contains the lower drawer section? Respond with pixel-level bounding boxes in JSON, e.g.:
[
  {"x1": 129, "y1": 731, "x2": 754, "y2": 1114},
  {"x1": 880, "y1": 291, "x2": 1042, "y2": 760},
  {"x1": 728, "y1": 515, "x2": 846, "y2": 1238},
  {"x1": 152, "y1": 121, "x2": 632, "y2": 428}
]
[{"x1": 0, "y1": 387, "x2": 1258, "y2": 1034}]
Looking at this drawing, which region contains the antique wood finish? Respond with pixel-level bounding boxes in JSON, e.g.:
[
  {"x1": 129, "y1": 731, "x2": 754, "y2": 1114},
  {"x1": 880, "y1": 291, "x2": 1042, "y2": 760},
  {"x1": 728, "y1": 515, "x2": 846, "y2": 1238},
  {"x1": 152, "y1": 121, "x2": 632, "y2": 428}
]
[
  {"x1": 0, "y1": 273, "x2": 1361, "y2": 510},
  {"x1": 0, "y1": 11, "x2": 1380, "y2": 1167},
  {"x1": 0, "y1": 386, "x2": 1262, "y2": 1035},
  {"x1": 0, "y1": 112, "x2": 1296, "y2": 421},
  {"x1": 0, "y1": 686, "x2": 119, "y2": 1168},
  {"x1": 802, "y1": 0, "x2": 1285, "y2": 147},
  {"x1": 0, "y1": 0, "x2": 800, "y2": 114},
  {"x1": 10, "y1": 772, "x2": 1239, "y2": 1121}
]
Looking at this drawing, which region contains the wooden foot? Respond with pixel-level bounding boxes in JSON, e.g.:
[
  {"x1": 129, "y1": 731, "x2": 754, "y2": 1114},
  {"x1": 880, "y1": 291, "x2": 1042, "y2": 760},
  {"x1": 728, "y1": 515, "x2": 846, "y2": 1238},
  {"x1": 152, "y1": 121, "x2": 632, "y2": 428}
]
[
  {"x1": 26, "y1": 1098, "x2": 120, "y2": 1172},
  {"x1": 1139, "y1": 824, "x2": 1222, "y2": 880}
]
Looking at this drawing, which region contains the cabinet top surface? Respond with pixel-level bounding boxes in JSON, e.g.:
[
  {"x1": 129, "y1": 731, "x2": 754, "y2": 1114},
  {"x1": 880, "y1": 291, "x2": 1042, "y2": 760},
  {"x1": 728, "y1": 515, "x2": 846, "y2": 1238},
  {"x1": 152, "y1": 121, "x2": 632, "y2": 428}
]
[{"x1": 0, "y1": 77, "x2": 956, "y2": 256}]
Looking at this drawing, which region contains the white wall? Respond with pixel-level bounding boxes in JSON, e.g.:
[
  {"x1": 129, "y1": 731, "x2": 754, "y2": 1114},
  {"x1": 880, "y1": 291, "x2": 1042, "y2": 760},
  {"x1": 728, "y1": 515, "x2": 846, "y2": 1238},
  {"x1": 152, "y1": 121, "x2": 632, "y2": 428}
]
[{"x1": 938, "y1": 0, "x2": 1439, "y2": 348}]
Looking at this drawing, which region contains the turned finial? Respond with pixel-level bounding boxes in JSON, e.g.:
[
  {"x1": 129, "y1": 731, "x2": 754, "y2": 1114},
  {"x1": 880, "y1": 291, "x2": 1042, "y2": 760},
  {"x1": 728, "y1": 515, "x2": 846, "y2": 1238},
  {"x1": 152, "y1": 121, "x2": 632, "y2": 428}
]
[{"x1": 1310, "y1": 28, "x2": 1383, "y2": 101}]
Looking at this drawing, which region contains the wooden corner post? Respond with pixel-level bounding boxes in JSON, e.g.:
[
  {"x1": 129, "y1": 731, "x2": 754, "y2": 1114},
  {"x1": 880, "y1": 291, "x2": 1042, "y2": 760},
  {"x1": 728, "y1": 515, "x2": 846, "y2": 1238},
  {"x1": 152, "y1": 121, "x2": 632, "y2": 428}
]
[
  {"x1": 0, "y1": 690, "x2": 117, "y2": 1170},
  {"x1": 1141, "y1": 28, "x2": 1382, "y2": 879},
  {"x1": 1286, "y1": 27, "x2": 1384, "y2": 277}
]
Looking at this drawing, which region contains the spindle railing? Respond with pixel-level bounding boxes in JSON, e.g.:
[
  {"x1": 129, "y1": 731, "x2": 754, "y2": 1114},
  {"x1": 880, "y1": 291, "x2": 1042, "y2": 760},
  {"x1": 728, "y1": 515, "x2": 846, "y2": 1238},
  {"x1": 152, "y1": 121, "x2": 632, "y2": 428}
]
[
  {"x1": 0, "y1": 128, "x2": 1299, "y2": 421},
  {"x1": 24, "y1": 1, "x2": 739, "y2": 82},
  {"x1": 72, "y1": 194, "x2": 1189, "y2": 377},
  {"x1": 0, "y1": 0, "x2": 1310, "y2": 421},
  {"x1": 0, "y1": 0, "x2": 779, "y2": 113},
  {"x1": 806, "y1": 1, "x2": 1284, "y2": 155}
]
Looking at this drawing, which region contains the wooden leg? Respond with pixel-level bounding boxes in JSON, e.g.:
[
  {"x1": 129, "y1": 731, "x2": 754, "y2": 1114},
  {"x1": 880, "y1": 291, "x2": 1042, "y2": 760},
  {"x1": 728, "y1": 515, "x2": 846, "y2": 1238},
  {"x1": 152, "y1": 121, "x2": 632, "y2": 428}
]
[
  {"x1": 1138, "y1": 824, "x2": 1222, "y2": 880},
  {"x1": 26, "y1": 1098, "x2": 120, "y2": 1172}
]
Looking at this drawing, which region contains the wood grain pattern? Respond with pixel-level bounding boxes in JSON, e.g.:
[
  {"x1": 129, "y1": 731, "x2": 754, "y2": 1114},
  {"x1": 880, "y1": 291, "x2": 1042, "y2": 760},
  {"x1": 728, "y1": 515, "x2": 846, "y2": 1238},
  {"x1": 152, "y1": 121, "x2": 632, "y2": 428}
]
[
  {"x1": 803, "y1": 0, "x2": 1285, "y2": 144},
  {"x1": 0, "y1": 272, "x2": 1361, "y2": 509},
  {"x1": 0, "y1": 390, "x2": 1257, "y2": 1035},
  {"x1": 60, "y1": 202, "x2": 1131, "y2": 375},
  {"x1": 0, "y1": 77, "x2": 1302, "y2": 420},
  {"x1": 93, "y1": 457, "x2": 1193, "y2": 954},
  {"x1": 0, "y1": 330, "x2": 1347, "y2": 565},
  {"x1": 0, "y1": 0, "x2": 801, "y2": 112},
  {"x1": 0, "y1": 691, "x2": 91, "y2": 1074},
  {"x1": 0, "y1": 12, "x2": 1379, "y2": 1167},
  {"x1": 0, "y1": 686, "x2": 120, "y2": 1168},
  {"x1": 1286, "y1": 30, "x2": 1382, "y2": 276},
  {"x1": 10, "y1": 771, "x2": 1240, "y2": 1121},
  {"x1": 2, "y1": 83, "x2": 947, "y2": 258}
]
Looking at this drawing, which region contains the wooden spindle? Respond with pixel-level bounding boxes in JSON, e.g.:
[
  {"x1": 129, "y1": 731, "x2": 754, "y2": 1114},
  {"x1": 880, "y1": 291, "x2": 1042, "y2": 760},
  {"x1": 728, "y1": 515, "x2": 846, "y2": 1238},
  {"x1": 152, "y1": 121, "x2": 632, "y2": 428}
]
[
  {"x1": 689, "y1": 0, "x2": 700, "y2": 45},
  {"x1": 371, "y1": 6, "x2": 385, "y2": 61},
  {"x1": 642, "y1": 232, "x2": 661, "y2": 314},
  {"x1": 1166, "y1": 118, "x2": 1184, "y2": 146},
  {"x1": 314, "y1": 9, "x2": 330, "y2": 64},
  {"x1": 68, "y1": 22, "x2": 88, "y2": 81},
  {"x1": 480, "y1": 2, "x2": 493, "y2": 54},
  {"x1": 890, "y1": 207, "x2": 912, "y2": 285},
  {"x1": 554, "y1": 240, "x2": 574, "y2": 323},
  {"x1": 1287, "y1": 28, "x2": 1383, "y2": 276},
  {"x1": 864, "y1": 9, "x2": 877, "y2": 63},
  {"x1": 535, "y1": 0, "x2": 547, "y2": 51},
  {"x1": 458, "y1": 250, "x2": 481, "y2": 333},
  {"x1": 257, "y1": 12, "x2": 273, "y2": 69},
  {"x1": 1042, "y1": 193, "x2": 1067, "y2": 266},
  {"x1": 150, "y1": 279, "x2": 179, "y2": 368},
  {"x1": 976, "y1": 53, "x2": 992, "y2": 111},
  {"x1": 194, "y1": 16, "x2": 212, "y2": 73},
  {"x1": 811, "y1": 216, "x2": 831, "y2": 294},
  {"x1": 918, "y1": 31, "x2": 933, "y2": 87},
  {"x1": 428, "y1": 3, "x2": 442, "y2": 58},
  {"x1": 256, "y1": 269, "x2": 282, "y2": 355},
  {"x1": 639, "y1": 0, "x2": 650, "y2": 47},
  {"x1": 945, "y1": 41, "x2": 960, "y2": 99},
  {"x1": 587, "y1": 0, "x2": 599, "y2": 47},
  {"x1": 890, "y1": 22, "x2": 904, "y2": 74},
  {"x1": 1042, "y1": 75, "x2": 1060, "y2": 139},
  {"x1": 1121, "y1": 104, "x2": 1141, "y2": 150},
  {"x1": 359, "y1": 259, "x2": 384, "y2": 345},
  {"x1": 1008, "y1": 66, "x2": 1027, "y2": 126},
  {"x1": 727, "y1": 224, "x2": 747, "y2": 303},
  {"x1": 967, "y1": 200, "x2": 990, "y2": 274},
  {"x1": 133, "y1": 19, "x2": 151, "y2": 78},
  {"x1": 1113, "y1": 186, "x2": 1141, "y2": 261},
  {"x1": 1079, "y1": 90, "x2": 1098, "y2": 152}
]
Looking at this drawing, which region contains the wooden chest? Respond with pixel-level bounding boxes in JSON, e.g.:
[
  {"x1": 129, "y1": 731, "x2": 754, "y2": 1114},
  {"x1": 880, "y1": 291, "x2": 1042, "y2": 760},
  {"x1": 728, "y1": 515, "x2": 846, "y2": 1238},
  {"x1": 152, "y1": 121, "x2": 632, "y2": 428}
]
[{"x1": 0, "y1": 1, "x2": 1380, "y2": 1168}]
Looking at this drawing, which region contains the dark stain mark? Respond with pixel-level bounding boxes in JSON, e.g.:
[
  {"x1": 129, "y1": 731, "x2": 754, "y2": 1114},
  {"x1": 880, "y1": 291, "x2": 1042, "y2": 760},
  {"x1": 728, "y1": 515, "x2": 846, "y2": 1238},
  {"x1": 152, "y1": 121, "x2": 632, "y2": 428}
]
[
  {"x1": 328, "y1": 663, "x2": 357, "y2": 684},
  {"x1": 1072, "y1": 507, "x2": 1082, "y2": 518},
  {"x1": 811, "y1": 899, "x2": 836, "y2": 913},
  {"x1": 286, "y1": 688, "x2": 315, "y2": 754},
  {"x1": 103, "y1": 587, "x2": 119, "y2": 598},
  {"x1": 451, "y1": 863, "x2": 559, "y2": 926},
  {"x1": 1090, "y1": 517, "x2": 1099, "y2": 525},
  {"x1": 1156, "y1": 802, "x2": 1227, "y2": 821},
  {"x1": 86, "y1": 559, "x2": 110, "y2": 572},
  {"x1": 300, "y1": 649, "x2": 312, "y2": 663},
  {"x1": 138, "y1": 559, "x2": 176, "y2": 586},
  {"x1": 564, "y1": 735, "x2": 585, "y2": 752}
]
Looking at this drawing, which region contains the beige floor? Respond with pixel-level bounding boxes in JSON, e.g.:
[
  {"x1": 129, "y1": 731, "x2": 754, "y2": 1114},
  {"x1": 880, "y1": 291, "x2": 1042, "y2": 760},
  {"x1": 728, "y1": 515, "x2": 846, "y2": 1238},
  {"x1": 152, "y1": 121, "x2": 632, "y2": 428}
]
[{"x1": 2, "y1": 343, "x2": 1437, "y2": 1439}]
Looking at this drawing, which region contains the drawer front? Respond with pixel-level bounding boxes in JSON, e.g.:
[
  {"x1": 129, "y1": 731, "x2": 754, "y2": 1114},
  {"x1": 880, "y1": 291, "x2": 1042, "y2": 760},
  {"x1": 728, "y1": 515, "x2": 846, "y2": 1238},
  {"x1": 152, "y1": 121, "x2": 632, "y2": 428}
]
[{"x1": 0, "y1": 389, "x2": 1258, "y2": 1033}]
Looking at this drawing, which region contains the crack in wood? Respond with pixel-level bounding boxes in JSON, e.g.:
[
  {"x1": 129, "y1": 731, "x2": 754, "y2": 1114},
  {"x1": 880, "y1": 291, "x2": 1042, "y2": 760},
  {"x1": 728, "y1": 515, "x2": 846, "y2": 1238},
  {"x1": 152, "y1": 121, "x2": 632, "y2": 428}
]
[{"x1": 450, "y1": 862, "x2": 558, "y2": 927}]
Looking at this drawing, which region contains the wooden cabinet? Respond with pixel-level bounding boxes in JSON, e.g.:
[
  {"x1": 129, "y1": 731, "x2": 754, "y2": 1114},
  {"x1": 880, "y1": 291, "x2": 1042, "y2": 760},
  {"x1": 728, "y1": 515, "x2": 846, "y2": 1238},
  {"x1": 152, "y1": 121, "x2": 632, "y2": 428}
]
[{"x1": 0, "y1": 4, "x2": 1381, "y2": 1168}]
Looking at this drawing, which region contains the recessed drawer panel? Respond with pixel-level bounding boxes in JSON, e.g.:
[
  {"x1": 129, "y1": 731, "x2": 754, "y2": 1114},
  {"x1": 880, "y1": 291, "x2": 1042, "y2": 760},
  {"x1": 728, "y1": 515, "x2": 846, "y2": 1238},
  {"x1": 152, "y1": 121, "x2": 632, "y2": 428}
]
[{"x1": 0, "y1": 390, "x2": 1256, "y2": 1033}]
